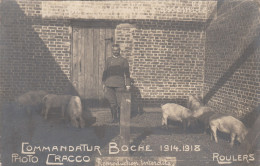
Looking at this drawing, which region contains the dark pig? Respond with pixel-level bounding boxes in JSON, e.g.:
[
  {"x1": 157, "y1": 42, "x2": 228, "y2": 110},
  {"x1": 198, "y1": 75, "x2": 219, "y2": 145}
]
[
  {"x1": 242, "y1": 115, "x2": 260, "y2": 153},
  {"x1": 187, "y1": 94, "x2": 216, "y2": 132},
  {"x1": 16, "y1": 90, "x2": 48, "y2": 114}
]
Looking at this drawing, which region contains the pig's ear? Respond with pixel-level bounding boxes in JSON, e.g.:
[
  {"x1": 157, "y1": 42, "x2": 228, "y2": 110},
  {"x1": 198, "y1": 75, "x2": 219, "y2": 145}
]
[{"x1": 160, "y1": 103, "x2": 165, "y2": 108}]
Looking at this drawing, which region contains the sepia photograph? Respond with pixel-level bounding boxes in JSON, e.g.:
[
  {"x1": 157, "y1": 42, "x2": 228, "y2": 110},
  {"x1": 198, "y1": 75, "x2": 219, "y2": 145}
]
[{"x1": 0, "y1": 0, "x2": 259, "y2": 165}]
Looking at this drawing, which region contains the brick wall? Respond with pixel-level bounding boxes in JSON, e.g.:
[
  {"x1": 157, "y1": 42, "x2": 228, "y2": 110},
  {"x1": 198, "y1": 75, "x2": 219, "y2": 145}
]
[
  {"x1": 117, "y1": 20, "x2": 205, "y2": 106},
  {"x1": 1, "y1": 0, "x2": 209, "y2": 105},
  {"x1": 204, "y1": 0, "x2": 260, "y2": 119},
  {"x1": 2, "y1": 0, "x2": 259, "y2": 116},
  {"x1": 0, "y1": 0, "x2": 73, "y2": 102}
]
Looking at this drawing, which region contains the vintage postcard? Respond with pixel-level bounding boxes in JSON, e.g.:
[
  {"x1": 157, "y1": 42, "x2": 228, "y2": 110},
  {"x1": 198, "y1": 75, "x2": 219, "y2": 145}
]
[{"x1": 0, "y1": 0, "x2": 259, "y2": 166}]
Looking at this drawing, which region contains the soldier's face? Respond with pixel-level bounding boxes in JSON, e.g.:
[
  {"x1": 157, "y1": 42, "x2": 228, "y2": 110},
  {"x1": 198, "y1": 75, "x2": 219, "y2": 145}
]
[{"x1": 112, "y1": 46, "x2": 120, "y2": 57}]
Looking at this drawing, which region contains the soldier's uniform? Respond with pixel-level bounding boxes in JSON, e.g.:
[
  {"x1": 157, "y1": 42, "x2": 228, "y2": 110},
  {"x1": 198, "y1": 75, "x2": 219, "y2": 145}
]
[{"x1": 102, "y1": 55, "x2": 131, "y2": 122}]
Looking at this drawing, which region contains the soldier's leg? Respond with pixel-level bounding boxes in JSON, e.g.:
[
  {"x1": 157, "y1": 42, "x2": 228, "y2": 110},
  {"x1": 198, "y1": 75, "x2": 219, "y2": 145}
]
[{"x1": 105, "y1": 87, "x2": 117, "y2": 122}]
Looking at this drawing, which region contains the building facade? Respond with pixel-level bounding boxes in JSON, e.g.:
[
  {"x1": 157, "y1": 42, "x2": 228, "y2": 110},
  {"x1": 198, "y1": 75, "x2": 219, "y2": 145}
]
[{"x1": 1, "y1": 0, "x2": 259, "y2": 120}]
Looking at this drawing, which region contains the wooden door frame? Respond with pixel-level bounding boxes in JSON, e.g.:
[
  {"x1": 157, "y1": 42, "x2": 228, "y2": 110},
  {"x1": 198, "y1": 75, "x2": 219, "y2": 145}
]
[
  {"x1": 71, "y1": 20, "x2": 118, "y2": 28},
  {"x1": 70, "y1": 20, "x2": 118, "y2": 107},
  {"x1": 70, "y1": 20, "x2": 118, "y2": 84}
]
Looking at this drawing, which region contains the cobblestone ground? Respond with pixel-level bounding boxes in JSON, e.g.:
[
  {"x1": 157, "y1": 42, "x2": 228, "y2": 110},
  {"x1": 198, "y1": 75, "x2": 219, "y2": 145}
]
[{"x1": 1, "y1": 104, "x2": 259, "y2": 166}]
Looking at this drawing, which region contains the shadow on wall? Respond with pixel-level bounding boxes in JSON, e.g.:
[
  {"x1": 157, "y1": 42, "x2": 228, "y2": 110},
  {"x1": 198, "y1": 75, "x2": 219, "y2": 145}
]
[
  {"x1": 203, "y1": 34, "x2": 260, "y2": 105},
  {"x1": 0, "y1": 1, "x2": 77, "y2": 100},
  {"x1": 0, "y1": 0, "x2": 97, "y2": 145},
  {"x1": 204, "y1": 0, "x2": 223, "y2": 29},
  {"x1": 202, "y1": 1, "x2": 260, "y2": 105},
  {"x1": 0, "y1": 1, "x2": 98, "y2": 116},
  {"x1": 131, "y1": 78, "x2": 144, "y2": 117},
  {"x1": 0, "y1": 1, "x2": 96, "y2": 164}
]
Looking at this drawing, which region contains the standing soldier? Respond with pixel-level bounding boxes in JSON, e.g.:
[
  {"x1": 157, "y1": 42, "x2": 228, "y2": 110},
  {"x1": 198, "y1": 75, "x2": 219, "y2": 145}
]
[{"x1": 102, "y1": 44, "x2": 131, "y2": 123}]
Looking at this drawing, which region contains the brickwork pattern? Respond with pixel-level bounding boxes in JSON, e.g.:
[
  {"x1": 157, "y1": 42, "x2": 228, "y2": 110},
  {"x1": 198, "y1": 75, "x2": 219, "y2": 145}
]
[
  {"x1": 204, "y1": 0, "x2": 260, "y2": 117},
  {"x1": 0, "y1": 0, "x2": 72, "y2": 101},
  {"x1": 132, "y1": 23, "x2": 205, "y2": 105},
  {"x1": 1, "y1": 0, "x2": 207, "y2": 105},
  {"x1": 1, "y1": 0, "x2": 258, "y2": 117},
  {"x1": 115, "y1": 20, "x2": 206, "y2": 105}
]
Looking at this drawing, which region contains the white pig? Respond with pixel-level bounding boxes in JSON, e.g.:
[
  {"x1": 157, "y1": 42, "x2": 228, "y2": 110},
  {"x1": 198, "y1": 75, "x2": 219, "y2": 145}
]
[
  {"x1": 161, "y1": 103, "x2": 192, "y2": 130},
  {"x1": 67, "y1": 96, "x2": 85, "y2": 128},
  {"x1": 209, "y1": 115, "x2": 248, "y2": 147},
  {"x1": 187, "y1": 95, "x2": 202, "y2": 111}
]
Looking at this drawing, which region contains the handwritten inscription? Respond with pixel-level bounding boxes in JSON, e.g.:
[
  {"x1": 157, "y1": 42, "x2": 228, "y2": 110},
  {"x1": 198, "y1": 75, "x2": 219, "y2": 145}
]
[
  {"x1": 96, "y1": 157, "x2": 177, "y2": 166},
  {"x1": 42, "y1": 1, "x2": 217, "y2": 20}
]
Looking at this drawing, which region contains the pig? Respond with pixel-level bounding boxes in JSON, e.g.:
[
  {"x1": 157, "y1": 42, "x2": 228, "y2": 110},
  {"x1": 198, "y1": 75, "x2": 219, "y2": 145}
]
[
  {"x1": 209, "y1": 115, "x2": 248, "y2": 147},
  {"x1": 186, "y1": 94, "x2": 218, "y2": 133},
  {"x1": 187, "y1": 95, "x2": 203, "y2": 111},
  {"x1": 187, "y1": 94, "x2": 214, "y2": 117},
  {"x1": 16, "y1": 90, "x2": 48, "y2": 114},
  {"x1": 189, "y1": 111, "x2": 215, "y2": 133},
  {"x1": 187, "y1": 94, "x2": 216, "y2": 132},
  {"x1": 161, "y1": 103, "x2": 192, "y2": 131},
  {"x1": 67, "y1": 96, "x2": 85, "y2": 128},
  {"x1": 196, "y1": 112, "x2": 228, "y2": 134},
  {"x1": 242, "y1": 115, "x2": 260, "y2": 153},
  {"x1": 192, "y1": 106, "x2": 214, "y2": 118},
  {"x1": 42, "y1": 94, "x2": 72, "y2": 120}
]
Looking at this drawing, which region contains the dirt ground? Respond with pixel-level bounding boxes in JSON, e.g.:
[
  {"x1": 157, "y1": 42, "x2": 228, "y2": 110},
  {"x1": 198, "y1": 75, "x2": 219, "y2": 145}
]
[
  {"x1": 1, "y1": 103, "x2": 259, "y2": 166},
  {"x1": 97, "y1": 111, "x2": 259, "y2": 166}
]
